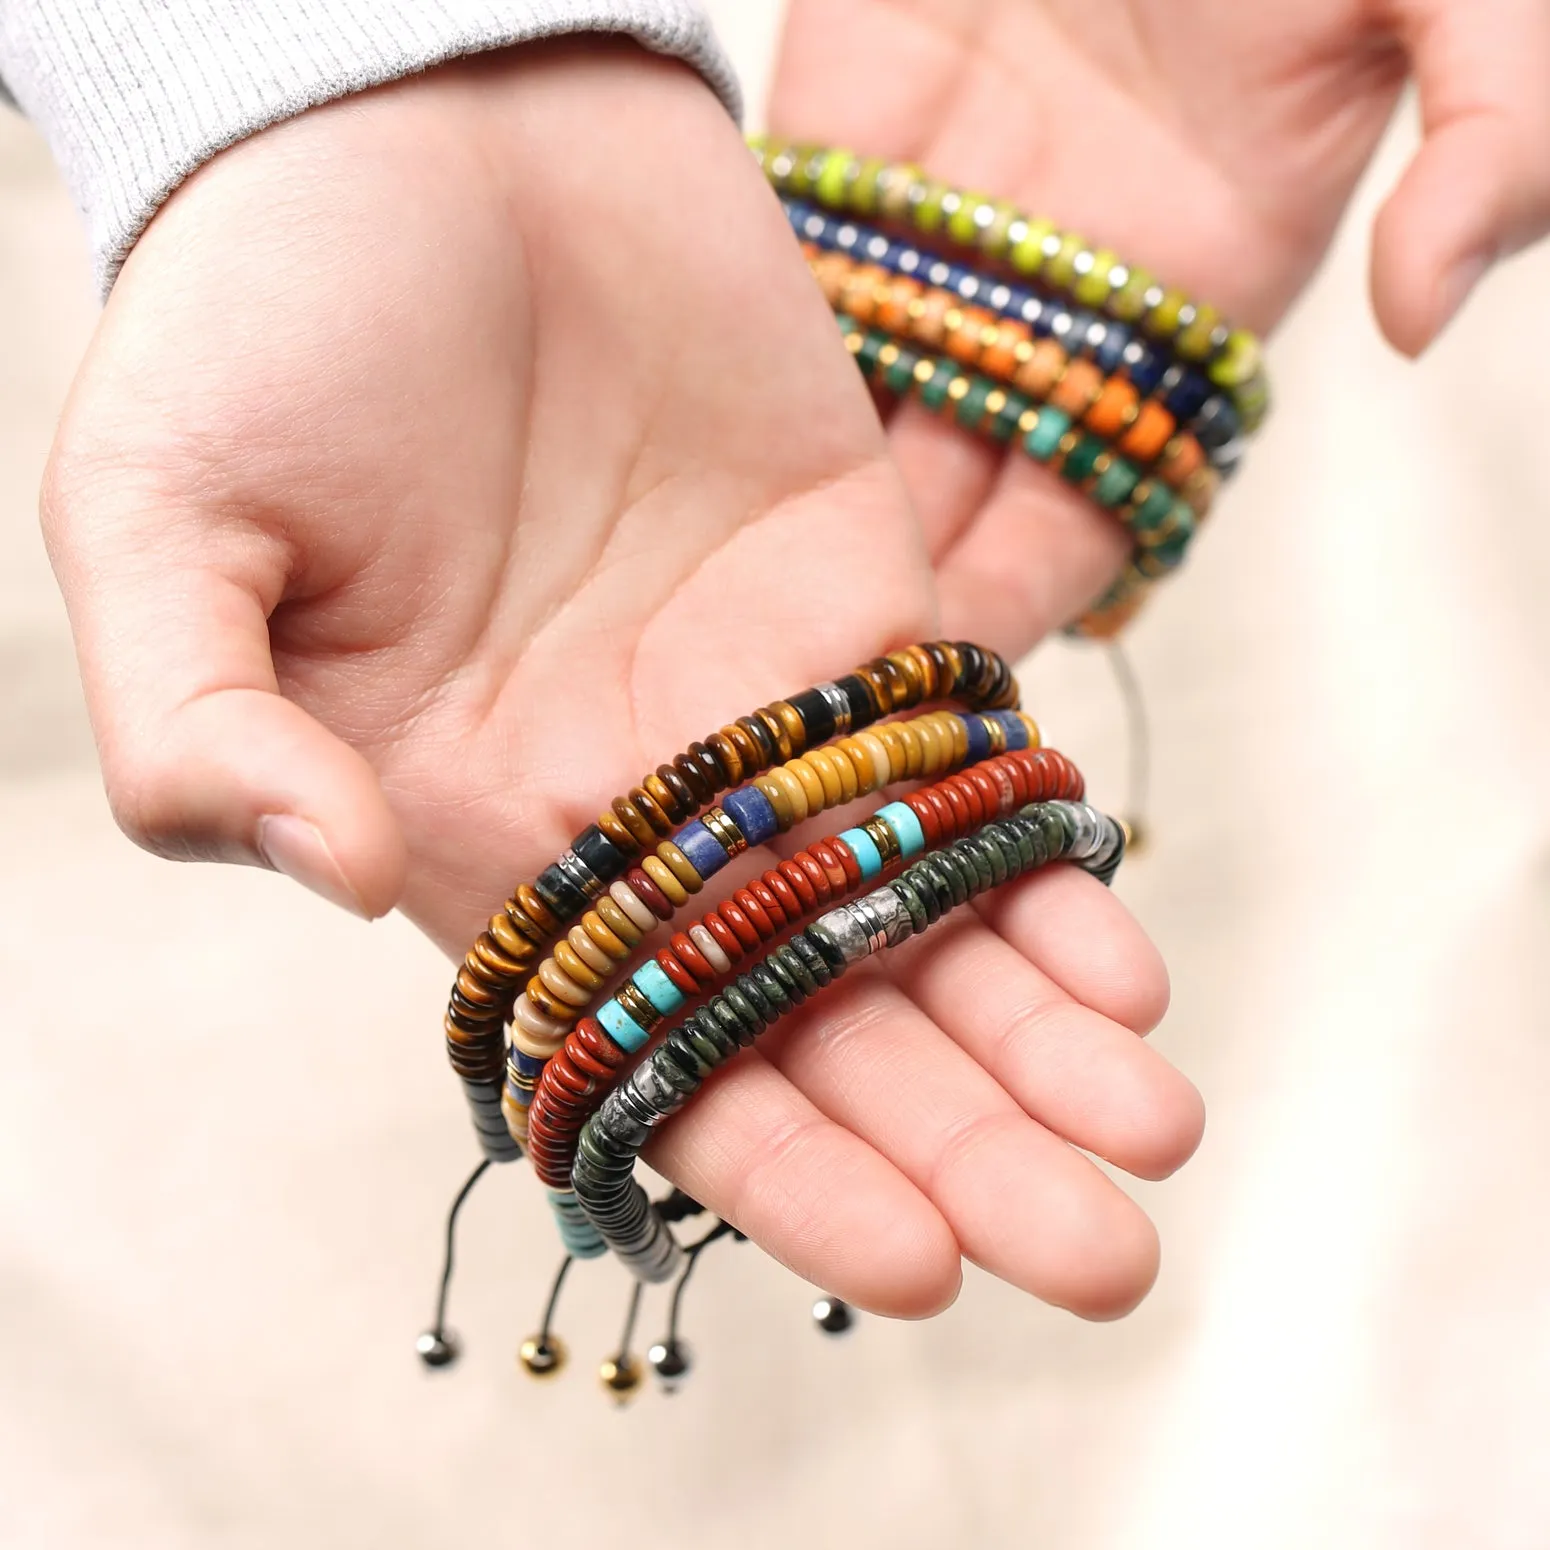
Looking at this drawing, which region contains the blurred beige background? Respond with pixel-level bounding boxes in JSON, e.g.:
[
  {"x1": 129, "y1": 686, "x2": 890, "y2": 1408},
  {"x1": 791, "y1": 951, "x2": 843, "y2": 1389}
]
[{"x1": 3, "y1": 5, "x2": 1549, "y2": 1548}]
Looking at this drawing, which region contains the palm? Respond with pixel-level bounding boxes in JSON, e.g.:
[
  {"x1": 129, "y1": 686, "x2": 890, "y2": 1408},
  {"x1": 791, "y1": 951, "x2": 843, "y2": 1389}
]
[
  {"x1": 771, "y1": 0, "x2": 1407, "y2": 648},
  {"x1": 46, "y1": 43, "x2": 1199, "y2": 1318}
]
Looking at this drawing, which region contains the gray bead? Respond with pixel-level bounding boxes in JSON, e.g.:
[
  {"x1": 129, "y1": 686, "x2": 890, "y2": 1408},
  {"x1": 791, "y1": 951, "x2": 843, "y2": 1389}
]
[
  {"x1": 849, "y1": 886, "x2": 914, "y2": 955},
  {"x1": 811, "y1": 904, "x2": 873, "y2": 965}
]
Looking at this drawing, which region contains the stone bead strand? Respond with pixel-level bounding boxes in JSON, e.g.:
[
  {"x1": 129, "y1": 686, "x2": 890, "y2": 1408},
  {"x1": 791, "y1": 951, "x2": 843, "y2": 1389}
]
[
  {"x1": 571, "y1": 801, "x2": 1128, "y2": 1282},
  {"x1": 524, "y1": 745, "x2": 1086, "y2": 1201},
  {"x1": 445, "y1": 640, "x2": 1019, "y2": 1157},
  {"x1": 514, "y1": 707, "x2": 1034, "y2": 1036},
  {"x1": 753, "y1": 137, "x2": 1269, "y2": 431},
  {"x1": 790, "y1": 199, "x2": 1241, "y2": 476},
  {"x1": 836, "y1": 315, "x2": 1201, "y2": 630},
  {"x1": 804, "y1": 241, "x2": 1222, "y2": 501},
  {"x1": 503, "y1": 709, "x2": 1035, "y2": 1149}
]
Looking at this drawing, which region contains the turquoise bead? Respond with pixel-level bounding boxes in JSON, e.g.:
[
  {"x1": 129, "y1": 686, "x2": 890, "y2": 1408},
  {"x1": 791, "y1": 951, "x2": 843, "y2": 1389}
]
[
  {"x1": 598, "y1": 999, "x2": 650, "y2": 1054},
  {"x1": 876, "y1": 801, "x2": 926, "y2": 858},
  {"x1": 634, "y1": 960, "x2": 686, "y2": 1017},
  {"x1": 838, "y1": 827, "x2": 884, "y2": 879},
  {"x1": 1023, "y1": 407, "x2": 1071, "y2": 462}
]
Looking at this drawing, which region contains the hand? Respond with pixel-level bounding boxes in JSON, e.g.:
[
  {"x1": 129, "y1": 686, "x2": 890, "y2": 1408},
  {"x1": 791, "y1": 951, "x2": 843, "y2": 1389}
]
[
  {"x1": 771, "y1": 0, "x2": 1550, "y2": 647},
  {"x1": 41, "y1": 42, "x2": 1200, "y2": 1320}
]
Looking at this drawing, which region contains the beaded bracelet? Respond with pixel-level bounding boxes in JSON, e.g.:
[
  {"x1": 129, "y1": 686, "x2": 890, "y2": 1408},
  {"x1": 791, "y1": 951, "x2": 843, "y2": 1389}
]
[
  {"x1": 753, "y1": 137, "x2": 1269, "y2": 431},
  {"x1": 525, "y1": 745, "x2": 1087, "y2": 1225},
  {"x1": 500, "y1": 706, "x2": 1036, "y2": 1159},
  {"x1": 571, "y1": 800, "x2": 1127, "y2": 1282},
  {"x1": 789, "y1": 199, "x2": 1242, "y2": 474},
  {"x1": 836, "y1": 314, "x2": 1201, "y2": 625},
  {"x1": 445, "y1": 641, "x2": 1018, "y2": 1136},
  {"x1": 806, "y1": 244, "x2": 1221, "y2": 501},
  {"x1": 508, "y1": 706, "x2": 1037, "y2": 1073}
]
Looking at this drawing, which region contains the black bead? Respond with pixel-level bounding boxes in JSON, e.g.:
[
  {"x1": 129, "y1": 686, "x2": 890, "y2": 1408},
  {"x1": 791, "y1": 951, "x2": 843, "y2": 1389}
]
[
  {"x1": 785, "y1": 688, "x2": 836, "y2": 746},
  {"x1": 833, "y1": 673, "x2": 880, "y2": 728},
  {"x1": 573, "y1": 825, "x2": 628, "y2": 885},
  {"x1": 535, "y1": 863, "x2": 588, "y2": 920},
  {"x1": 648, "y1": 1339, "x2": 693, "y2": 1389},
  {"x1": 812, "y1": 1297, "x2": 854, "y2": 1335},
  {"x1": 416, "y1": 1329, "x2": 460, "y2": 1368}
]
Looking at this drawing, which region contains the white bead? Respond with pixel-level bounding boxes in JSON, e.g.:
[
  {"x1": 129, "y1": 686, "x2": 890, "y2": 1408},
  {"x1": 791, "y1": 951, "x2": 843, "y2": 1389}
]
[
  {"x1": 689, "y1": 923, "x2": 731, "y2": 975},
  {"x1": 610, "y1": 880, "x2": 656, "y2": 933}
]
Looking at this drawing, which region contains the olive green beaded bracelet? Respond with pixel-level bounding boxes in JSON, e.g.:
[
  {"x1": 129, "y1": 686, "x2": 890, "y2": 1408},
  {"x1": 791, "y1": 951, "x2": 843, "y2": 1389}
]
[{"x1": 752, "y1": 134, "x2": 1269, "y2": 433}]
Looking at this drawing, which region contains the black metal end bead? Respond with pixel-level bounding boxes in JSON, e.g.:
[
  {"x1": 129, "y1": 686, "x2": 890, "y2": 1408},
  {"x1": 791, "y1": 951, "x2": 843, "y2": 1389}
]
[
  {"x1": 416, "y1": 1329, "x2": 460, "y2": 1368},
  {"x1": 812, "y1": 1297, "x2": 855, "y2": 1336}
]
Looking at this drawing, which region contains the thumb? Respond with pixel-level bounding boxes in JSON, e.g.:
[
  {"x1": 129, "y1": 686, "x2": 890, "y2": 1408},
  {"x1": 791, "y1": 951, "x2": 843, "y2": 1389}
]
[
  {"x1": 42, "y1": 473, "x2": 407, "y2": 920},
  {"x1": 1372, "y1": 0, "x2": 1550, "y2": 356}
]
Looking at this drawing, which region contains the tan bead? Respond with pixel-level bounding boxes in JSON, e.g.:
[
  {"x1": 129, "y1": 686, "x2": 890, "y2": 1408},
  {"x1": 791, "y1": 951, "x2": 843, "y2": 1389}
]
[
  {"x1": 514, "y1": 992, "x2": 570, "y2": 1043},
  {"x1": 854, "y1": 731, "x2": 893, "y2": 791},
  {"x1": 802, "y1": 748, "x2": 844, "y2": 807},
  {"x1": 581, "y1": 910, "x2": 631, "y2": 960},
  {"x1": 787, "y1": 755, "x2": 826, "y2": 812},
  {"x1": 766, "y1": 764, "x2": 809, "y2": 824},
  {"x1": 753, "y1": 774, "x2": 795, "y2": 830},
  {"x1": 838, "y1": 737, "x2": 875, "y2": 794},
  {"x1": 642, "y1": 854, "x2": 688, "y2": 906},
  {"x1": 658, "y1": 840, "x2": 704, "y2": 893},
  {"x1": 554, "y1": 939, "x2": 606, "y2": 992},
  {"x1": 537, "y1": 957, "x2": 590, "y2": 1008},
  {"x1": 595, "y1": 895, "x2": 642, "y2": 947}
]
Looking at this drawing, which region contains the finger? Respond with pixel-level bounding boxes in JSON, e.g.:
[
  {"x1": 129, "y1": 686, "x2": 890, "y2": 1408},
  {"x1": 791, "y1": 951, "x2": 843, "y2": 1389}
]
[
  {"x1": 1373, "y1": 0, "x2": 1550, "y2": 355},
  {"x1": 761, "y1": 970, "x2": 1162, "y2": 1319},
  {"x1": 890, "y1": 913, "x2": 1203, "y2": 1182},
  {"x1": 41, "y1": 471, "x2": 406, "y2": 918},
  {"x1": 972, "y1": 864, "x2": 1170, "y2": 1035},
  {"x1": 644, "y1": 1047, "x2": 962, "y2": 1319},
  {"x1": 931, "y1": 454, "x2": 1130, "y2": 653},
  {"x1": 885, "y1": 402, "x2": 1003, "y2": 560}
]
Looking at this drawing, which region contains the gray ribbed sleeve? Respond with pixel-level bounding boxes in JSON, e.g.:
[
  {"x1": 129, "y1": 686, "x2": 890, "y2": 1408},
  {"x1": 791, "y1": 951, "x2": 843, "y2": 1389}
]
[{"x1": 0, "y1": 1, "x2": 741, "y2": 294}]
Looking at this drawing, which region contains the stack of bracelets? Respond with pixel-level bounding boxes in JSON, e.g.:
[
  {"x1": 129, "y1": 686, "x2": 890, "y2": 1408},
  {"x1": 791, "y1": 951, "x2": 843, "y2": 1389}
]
[
  {"x1": 416, "y1": 144, "x2": 1266, "y2": 1403},
  {"x1": 751, "y1": 136, "x2": 1268, "y2": 636}
]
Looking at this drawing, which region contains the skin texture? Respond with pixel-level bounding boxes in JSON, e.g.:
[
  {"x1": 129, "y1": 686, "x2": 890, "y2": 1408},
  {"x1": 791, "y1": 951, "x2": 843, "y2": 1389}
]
[
  {"x1": 41, "y1": 42, "x2": 1196, "y2": 1321},
  {"x1": 771, "y1": 0, "x2": 1550, "y2": 644}
]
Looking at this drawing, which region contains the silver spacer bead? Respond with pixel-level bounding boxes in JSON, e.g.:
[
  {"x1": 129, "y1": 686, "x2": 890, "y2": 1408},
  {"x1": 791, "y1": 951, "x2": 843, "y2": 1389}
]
[
  {"x1": 556, "y1": 849, "x2": 606, "y2": 902},
  {"x1": 815, "y1": 681, "x2": 853, "y2": 738}
]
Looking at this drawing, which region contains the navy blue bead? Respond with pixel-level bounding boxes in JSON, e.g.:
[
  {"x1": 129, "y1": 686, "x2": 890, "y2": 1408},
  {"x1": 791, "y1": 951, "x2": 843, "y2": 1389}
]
[
  {"x1": 964, "y1": 715, "x2": 990, "y2": 763},
  {"x1": 1052, "y1": 308, "x2": 1097, "y2": 355},
  {"x1": 1122, "y1": 339, "x2": 1166, "y2": 396},
  {"x1": 1092, "y1": 321, "x2": 1128, "y2": 374},
  {"x1": 722, "y1": 787, "x2": 779, "y2": 847},
  {"x1": 1018, "y1": 289, "x2": 1053, "y2": 337},
  {"x1": 1161, "y1": 366, "x2": 1211, "y2": 422},
  {"x1": 991, "y1": 710, "x2": 1029, "y2": 751},
  {"x1": 674, "y1": 821, "x2": 728, "y2": 881},
  {"x1": 1192, "y1": 396, "x2": 1239, "y2": 451}
]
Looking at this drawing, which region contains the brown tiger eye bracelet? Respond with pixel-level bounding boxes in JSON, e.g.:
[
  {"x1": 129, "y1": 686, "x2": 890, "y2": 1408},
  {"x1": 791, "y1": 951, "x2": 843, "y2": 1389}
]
[
  {"x1": 523, "y1": 744, "x2": 1086, "y2": 1192},
  {"x1": 444, "y1": 641, "x2": 1019, "y2": 1144}
]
